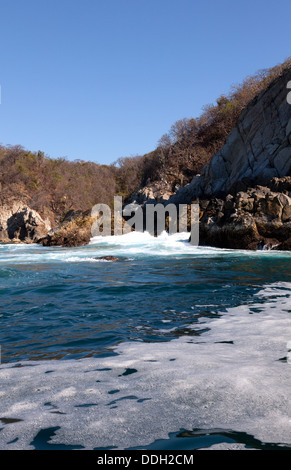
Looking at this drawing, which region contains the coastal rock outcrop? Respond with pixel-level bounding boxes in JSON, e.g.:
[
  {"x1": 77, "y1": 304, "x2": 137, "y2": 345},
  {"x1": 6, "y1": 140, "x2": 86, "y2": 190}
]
[
  {"x1": 3, "y1": 65, "x2": 290, "y2": 251},
  {"x1": 168, "y1": 66, "x2": 291, "y2": 205},
  {"x1": 0, "y1": 202, "x2": 51, "y2": 243},
  {"x1": 38, "y1": 210, "x2": 130, "y2": 247},
  {"x1": 38, "y1": 210, "x2": 93, "y2": 247},
  {"x1": 126, "y1": 179, "x2": 175, "y2": 207},
  {"x1": 165, "y1": 65, "x2": 291, "y2": 250},
  {"x1": 198, "y1": 177, "x2": 291, "y2": 250}
]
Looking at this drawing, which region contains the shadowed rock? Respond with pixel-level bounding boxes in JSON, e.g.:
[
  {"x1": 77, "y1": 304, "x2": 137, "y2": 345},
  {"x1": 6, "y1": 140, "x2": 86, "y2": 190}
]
[
  {"x1": 196, "y1": 178, "x2": 291, "y2": 250},
  {"x1": 0, "y1": 202, "x2": 51, "y2": 243},
  {"x1": 38, "y1": 214, "x2": 93, "y2": 247},
  {"x1": 168, "y1": 66, "x2": 291, "y2": 205}
]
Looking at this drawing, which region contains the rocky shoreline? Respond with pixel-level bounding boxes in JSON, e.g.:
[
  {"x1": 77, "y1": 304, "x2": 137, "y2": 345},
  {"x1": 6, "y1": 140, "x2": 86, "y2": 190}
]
[
  {"x1": 196, "y1": 176, "x2": 291, "y2": 251},
  {"x1": 1, "y1": 65, "x2": 291, "y2": 251},
  {"x1": 0, "y1": 201, "x2": 51, "y2": 245},
  {"x1": 2, "y1": 178, "x2": 291, "y2": 252},
  {"x1": 133, "y1": 65, "x2": 291, "y2": 252}
]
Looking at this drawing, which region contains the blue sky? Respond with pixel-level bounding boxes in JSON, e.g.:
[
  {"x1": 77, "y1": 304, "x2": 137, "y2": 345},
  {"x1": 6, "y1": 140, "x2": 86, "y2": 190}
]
[{"x1": 0, "y1": 0, "x2": 290, "y2": 165}]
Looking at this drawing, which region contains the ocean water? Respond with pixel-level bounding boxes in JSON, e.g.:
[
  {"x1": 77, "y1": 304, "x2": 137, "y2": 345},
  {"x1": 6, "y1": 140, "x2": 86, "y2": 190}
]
[{"x1": 0, "y1": 231, "x2": 291, "y2": 450}]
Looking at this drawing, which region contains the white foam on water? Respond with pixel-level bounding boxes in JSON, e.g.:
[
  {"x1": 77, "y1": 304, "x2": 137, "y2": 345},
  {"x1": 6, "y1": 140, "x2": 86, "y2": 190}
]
[
  {"x1": 200, "y1": 443, "x2": 256, "y2": 450},
  {"x1": 0, "y1": 282, "x2": 291, "y2": 450},
  {"x1": 1, "y1": 231, "x2": 291, "y2": 265},
  {"x1": 82, "y1": 230, "x2": 291, "y2": 262},
  {"x1": 90, "y1": 230, "x2": 198, "y2": 257}
]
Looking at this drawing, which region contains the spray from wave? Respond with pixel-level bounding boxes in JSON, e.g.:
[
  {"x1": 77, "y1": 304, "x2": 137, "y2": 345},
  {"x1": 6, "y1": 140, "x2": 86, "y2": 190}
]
[{"x1": 0, "y1": 231, "x2": 291, "y2": 266}]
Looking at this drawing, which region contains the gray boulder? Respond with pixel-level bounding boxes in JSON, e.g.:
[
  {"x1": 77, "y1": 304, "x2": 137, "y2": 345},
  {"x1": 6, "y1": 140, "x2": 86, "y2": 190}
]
[{"x1": 0, "y1": 202, "x2": 51, "y2": 243}]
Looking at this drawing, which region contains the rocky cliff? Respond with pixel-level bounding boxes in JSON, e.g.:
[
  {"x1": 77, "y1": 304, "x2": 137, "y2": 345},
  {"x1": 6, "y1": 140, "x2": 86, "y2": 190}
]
[
  {"x1": 0, "y1": 201, "x2": 51, "y2": 243},
  {"x1": 197, "y1": 177, "x2": 291, "y2": 250},
  {"x1": 38, "y1": 210, "x2": 93, "y2": 247},
  {"x1": 169, "y1": 66, "x2": 291, "y2": 205},
  {"x1": 160, "y1": 65, "x2": 291, "y2": 250},
  {"x1": 1, "y1": 64, "x2": 291, "y2": 250}
]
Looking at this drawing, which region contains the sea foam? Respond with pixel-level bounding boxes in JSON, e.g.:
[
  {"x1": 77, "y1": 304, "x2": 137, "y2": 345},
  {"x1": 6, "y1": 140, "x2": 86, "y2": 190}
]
[
  {"x1": 0, "y1": 282, "x2": 290, "y2": 450},
  {"x1": 0, "y1": 231, "x2": 291, "y2": 266}
]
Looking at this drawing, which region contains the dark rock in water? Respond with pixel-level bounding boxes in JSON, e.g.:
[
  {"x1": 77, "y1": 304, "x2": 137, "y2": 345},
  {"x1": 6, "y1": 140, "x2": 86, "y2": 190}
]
[
  {"x1": 38, "y1": 213, "x2": 94, "y2": 247},
  {"x1": 38, "y1": 212, "x2": 129, "y2": 248},
  {"x1": 277, "y1": 237, "x2": 291, "y2": 251},
  {"x1": 191, "y1": 179, "x2": 291, "y2": 251},
  {"x1": 95, "y1": 256, "x2": 120, "y2": 261}
]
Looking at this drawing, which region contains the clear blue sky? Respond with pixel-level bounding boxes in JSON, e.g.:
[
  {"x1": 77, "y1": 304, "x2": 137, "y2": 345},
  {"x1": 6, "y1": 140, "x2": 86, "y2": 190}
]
[{"x1": 0, "y1": 0, "x2": 290, "y2": 165}]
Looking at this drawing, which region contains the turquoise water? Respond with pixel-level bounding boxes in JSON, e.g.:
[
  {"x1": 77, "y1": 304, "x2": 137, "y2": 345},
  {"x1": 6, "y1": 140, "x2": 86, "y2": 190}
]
[{"x1": 0, "y1": 232, "x2": 291, "y2": 450}]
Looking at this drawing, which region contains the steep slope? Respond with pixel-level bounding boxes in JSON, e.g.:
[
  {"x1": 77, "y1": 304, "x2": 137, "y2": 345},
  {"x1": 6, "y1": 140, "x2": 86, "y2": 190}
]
[
  {"x1": 169, "y1": 66, "x2": 291, "y2": 204},
  {"x1": 170, "y1": 66, "x2": 291, "y2": 250}
]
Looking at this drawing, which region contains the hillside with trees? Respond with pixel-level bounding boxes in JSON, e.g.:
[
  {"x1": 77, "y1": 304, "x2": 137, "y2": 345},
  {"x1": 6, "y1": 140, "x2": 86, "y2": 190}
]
[
  {"x1": 135, "y1": 57, "x2": 291, "y2": 192},
  {"x1": 0, "y1": 57, "x2": 290, "y2": 227},
  {"x1": 0, "y1": 145, "x2": 118, "y2": 225}
]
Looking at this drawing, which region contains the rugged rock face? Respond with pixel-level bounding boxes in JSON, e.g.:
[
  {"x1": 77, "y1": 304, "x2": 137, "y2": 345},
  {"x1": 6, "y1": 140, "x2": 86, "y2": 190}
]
[
  {"x1": 198, "y1": 177, "x2": 291, "y2": 250},
  {"x1": 38, "y1": 210, "x2": 131, "y2": 247},
  {"x1": 162, "y1": 66, "x2": 291, "y2": 250},
  {"x1": 38, "y1": 210, "x2": 93, "y2": 247},
  {"x1": 3, "y1": 67, "x2": 290, "y2": 250},
  {"x1": 169, "y1": 67, "x2": 291, "y2": 205},
  {"x1": 126, "y1": 179, "x2": 175, "y2": 206},
  {"x1": 0, "y1": 202, "x2": 51, "y2": 243}
]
